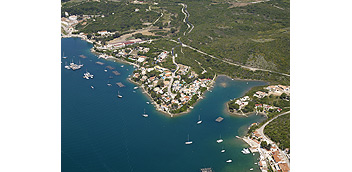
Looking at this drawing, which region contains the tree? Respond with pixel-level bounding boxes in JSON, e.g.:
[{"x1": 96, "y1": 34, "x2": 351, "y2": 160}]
[
  {"x1": 280, "y1": 93, "x2": 287, "y2": 99},
  {"x1": 171, "y1": 103, "x2": 178, "y2": 109}
]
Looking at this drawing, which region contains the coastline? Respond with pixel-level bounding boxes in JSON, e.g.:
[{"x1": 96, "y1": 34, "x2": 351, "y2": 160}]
[
  {"x1": 128, "y1": 77, "x2": 204, "y2": 118},
  {"x1": 62, "y1": 36, "x2": 266, "y2": 118},
  {"x1": 225, "y1": 102, "x2": 267, "y2": 117}
]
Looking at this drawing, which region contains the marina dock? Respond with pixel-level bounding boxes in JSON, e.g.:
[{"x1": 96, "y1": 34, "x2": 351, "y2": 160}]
[
  {"x1": 112, "y1": 71, "x2": 120, "y2": 76},
  {"x1": 116, "y1": 82, "x2": 125, "y2": 87},
  {"x1": 96, "y1": 61, "x2": 104, "y2": 65},
  {"x1": 200, "y1": 168, "x2": 213, "y2": 172},
  {"x1": 215, "y1": 117, "x2": 224, "y2": 122},
  {"x1": 106, "y1": 66, "x2": 115, "y2": 70}
]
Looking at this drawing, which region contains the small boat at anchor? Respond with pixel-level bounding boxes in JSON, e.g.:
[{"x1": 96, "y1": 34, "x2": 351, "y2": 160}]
[
  {"x1": 142, "y1": 109, "x2": 148, "y2": 118},
  {"x1": 197, "y1": 115, "x2": 202, "y2": 124},
  {"x1": 226, "y1": 159, "x2": 232, "y2": 163},
  {"x1": 217, "y1": 134, "x2": 223, "y2": 143},
  {"x1": 117, "y1": 91, "x2": 122, "y2": 98},
  {"x1": 185, "y1": 134, "x2": 193, "y2": 145}
]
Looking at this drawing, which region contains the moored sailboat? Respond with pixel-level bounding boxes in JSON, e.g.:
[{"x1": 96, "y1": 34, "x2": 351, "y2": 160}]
[{"x1": 185, "y1": 134, "x2": 193, "y2": 145}]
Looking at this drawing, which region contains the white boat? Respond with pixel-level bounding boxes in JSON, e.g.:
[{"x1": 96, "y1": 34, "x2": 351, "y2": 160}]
[
  {"x1": 142, "y1": 109, "x2": 148, "y2": 117},
  {"x1": 104, "y1": 69, "x2": 107, "y2": 72},
  {"x1": 134, "y1": 86, "x2": 139, "y2": 89},
  {"x1": 91, "y1": 86, "x2": 94, "y2": 89},
  {"x1": 189, "y1": 106, "x2": 194, "y2": 109},
  {"x1": 221, "y1": 147, "x2": 225, "y2": 153},
  {"x1": 197, "y1": 115, "x2": 202, "y2": 124},
  {"x1": 250, "y1": 168, "x2": 253, "y2": 171},
  {"x1": 185, "y1": 134, "x2": 193, "y2": 145},
  {"x1": 62, "y1": 52, "x2": 67, "y2": 59},
  {"x1": 217, "y1": 134, "x2": 223, "y2": 143},
  {"x1": 241, "y1": 148, "x2": 250, "y2": 154},
  {"x1": 121, "y1": 65, "x2": 124, "y2": 67},
  {"x1": 226, "y1": 159, "x2": 232, "y2": 163},
  {"x1": 146, "y1": 101, "x2": 150, "y2": 104},
  {"x1": 117, "y1": 91, "x2": 122, "y2": 98}
]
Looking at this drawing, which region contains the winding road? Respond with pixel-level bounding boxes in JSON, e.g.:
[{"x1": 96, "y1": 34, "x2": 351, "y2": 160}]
[{"x1": 180, "y1": 3, "x2": 194, "y2": 35}]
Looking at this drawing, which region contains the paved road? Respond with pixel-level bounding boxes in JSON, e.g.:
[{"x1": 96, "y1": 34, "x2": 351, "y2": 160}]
[{"x1": 167, "y1": 48, "x2": 180, "y2": 96}]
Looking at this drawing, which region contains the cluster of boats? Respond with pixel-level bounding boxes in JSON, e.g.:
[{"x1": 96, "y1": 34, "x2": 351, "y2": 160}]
[
  {"x1": 65, "y1": 62, "x2": 84, "y2": 70},
  {"x1": 83, "y1": 71, "x2": 94, "y2": 79},
  {"x1": 241, "y1": 148, "x2": 251, "y2": 154}
]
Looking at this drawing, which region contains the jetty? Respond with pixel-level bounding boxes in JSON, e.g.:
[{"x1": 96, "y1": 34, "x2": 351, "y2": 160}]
[
  {"x1": 112, "y1": 71, "x2": 120, "y2": 76},
  {"x1": 116, "y1": 82, "x2": 125, "y2": 87},
  {"x1": 215, "y1": 117, "x2": 224, "y2": 123},
  {"x1": 96, "y1": 61, "x2": 104, "y2": 65},
  {"x1": 200, "y1": 168, "x2": 213, "y2": 172},
  {"x1": 106, "y1": 66, "x2": 115, "y2": 70}
]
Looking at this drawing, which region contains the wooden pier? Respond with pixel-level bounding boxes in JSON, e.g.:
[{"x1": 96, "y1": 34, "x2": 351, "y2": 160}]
[
  {"x1": 116, "y1": 82, "x2": 125, "y2": 87},
  {"x1": 200, "y1": 168, "x2": 213, "y2": 172},
  {"x1": 215, "y1": 117, "x2": 224, "y2": 123},
  {"x1": 106, "y1": 66, "x2": 115, "y2": 70},
  {"x1": 112, "y1": 71, "x2": 120, "y2": 76},
  {"x1": 96, "y1": 61, "x2": 104, "y2": 65}
]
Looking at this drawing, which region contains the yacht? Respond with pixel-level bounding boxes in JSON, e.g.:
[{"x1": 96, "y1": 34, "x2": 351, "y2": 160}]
[
  {"x1": 134, "y1": 86, "x2": 139, "y2": 89},
  {"x1": 250, "y1": 168, "x2": 253, "y2": 171},
  {"x1": 226, "y1": 159, "x2": 232, "y2": 163},
  {"x1": 196, "y1": 115, "x2": 202, "y2": 124},
  {"x1": 117, "y1": 91, "x2": 122, "y2": 98},
  {"x1": 121, "y1": 65, "x2": 124, "y2": 67},
  {"x1": 91, "y1": 86, "x2": 94, "y2": 89},
  {"x1": 104, "y1": 69, "x2": 107, "y2": 72},
  {"x1": 142, "y1": 109, "x2": 148, "y2": 117},
  {"x1": 146, "y1": 101, "x2": 150, "y2": 104},
  {"x1": 217, "y1": 134, "x2": 223, "y2": 143},
  {"x1": 185, "y1": 134, "x2": 193, "y2": 145}
]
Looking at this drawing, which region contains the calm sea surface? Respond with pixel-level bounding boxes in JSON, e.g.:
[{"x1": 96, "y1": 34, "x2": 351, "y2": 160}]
[{"x1": 61, "y1": 38, "x2": 267, "y2": 172}]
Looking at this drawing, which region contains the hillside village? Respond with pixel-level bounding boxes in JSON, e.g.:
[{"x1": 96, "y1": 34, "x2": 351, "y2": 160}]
[{"x1": 128, "y1": 48, "x2": 214, "y2": 115}]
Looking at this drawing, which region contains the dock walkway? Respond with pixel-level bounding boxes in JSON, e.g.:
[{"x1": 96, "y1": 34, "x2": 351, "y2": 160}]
[{"x1": 116, "y1": 82, "x2": 125, "y2": 87}]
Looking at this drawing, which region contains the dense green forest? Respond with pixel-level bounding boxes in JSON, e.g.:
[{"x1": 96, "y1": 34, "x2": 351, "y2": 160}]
[
  {"x1": 264, "y1": 113, "x2": 290, "y2": 149},
  {"x1": 174, "y1": 0, "x2": 290, "y2": 74}
]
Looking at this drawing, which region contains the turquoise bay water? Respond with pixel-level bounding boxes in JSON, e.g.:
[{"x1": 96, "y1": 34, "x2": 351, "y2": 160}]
[{"x1": 61, "y1": 38, "x2": 267, "y2": 172}]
